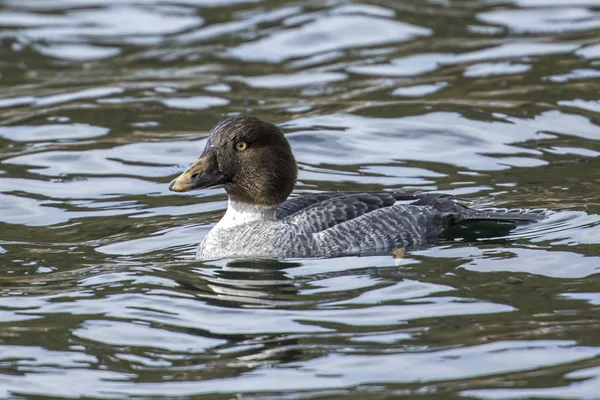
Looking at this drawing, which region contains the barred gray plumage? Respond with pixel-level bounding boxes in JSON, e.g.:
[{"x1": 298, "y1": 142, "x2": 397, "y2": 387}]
[{"x1": 196, "y1": 192, "x2": 541, "y2": 260}]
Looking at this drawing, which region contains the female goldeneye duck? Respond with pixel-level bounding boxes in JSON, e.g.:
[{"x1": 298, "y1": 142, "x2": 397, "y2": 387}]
[{"x1": 169, "y1": 116, "x2": 540, "y2": 261}]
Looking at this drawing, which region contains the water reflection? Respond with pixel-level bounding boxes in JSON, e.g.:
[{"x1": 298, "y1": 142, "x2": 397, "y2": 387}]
[{"x1": 0, "y1": 0, "x2": 600, "y2": 398}]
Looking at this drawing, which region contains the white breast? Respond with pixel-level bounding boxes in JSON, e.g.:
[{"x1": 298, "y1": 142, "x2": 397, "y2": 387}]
[{"x1": 214, "y1": 200, "x2": 276, "y2": 229}]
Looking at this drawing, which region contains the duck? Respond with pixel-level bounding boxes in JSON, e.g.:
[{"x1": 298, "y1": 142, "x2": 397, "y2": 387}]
[{"x1": 169, "y1": 116, "x2": 540, "y2": 260}]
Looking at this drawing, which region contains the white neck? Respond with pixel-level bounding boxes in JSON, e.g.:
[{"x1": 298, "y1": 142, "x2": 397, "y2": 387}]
[{"x1": 214, "y1": 200, "x2": 277, "y2": 229}]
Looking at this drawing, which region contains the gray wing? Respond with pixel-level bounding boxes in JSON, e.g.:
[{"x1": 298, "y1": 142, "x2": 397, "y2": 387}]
[
  {"x1": 307, "y1": 194, "x2": 465, "y2": 256},
  {"x1": 285, "y1": 192, "x2": 540, "y2": 257},
  {"x1": 312, "y1": 204, "x2": 444, "y2": 256},
  {"x1": 282, "y1": 192, "x2": 462, "y2": 229},
  {"x1": 276, "y1": 191, "x2": 419, "y2": 220}
]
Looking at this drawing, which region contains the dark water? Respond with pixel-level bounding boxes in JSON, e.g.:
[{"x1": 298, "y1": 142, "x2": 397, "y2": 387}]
[{"x1": 1, "y1": 0, "x2": 600, "y2": 398}]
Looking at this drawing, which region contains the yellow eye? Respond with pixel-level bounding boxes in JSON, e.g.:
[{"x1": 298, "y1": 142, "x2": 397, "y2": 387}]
[{"x1": 236, "y1": 141, "x2": 247, "y2": 151}]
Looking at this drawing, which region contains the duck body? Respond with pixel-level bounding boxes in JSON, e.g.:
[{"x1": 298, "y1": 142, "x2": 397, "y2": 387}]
[{"x1": 169, "y1": 116, "x2": 540, "y2": 261}]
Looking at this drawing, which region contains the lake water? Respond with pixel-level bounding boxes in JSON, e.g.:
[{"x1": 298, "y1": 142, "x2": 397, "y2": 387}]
[{"x1": 1, "y1": 0, "x2": 600, "y2": 398}]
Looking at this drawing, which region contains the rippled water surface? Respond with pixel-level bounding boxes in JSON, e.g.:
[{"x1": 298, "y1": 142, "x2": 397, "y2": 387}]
[{"x1": 1, "y1": 0, "x2": 600, "y2": 398}]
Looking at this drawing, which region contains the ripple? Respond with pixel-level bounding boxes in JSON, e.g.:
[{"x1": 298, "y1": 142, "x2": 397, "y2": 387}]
[
  {"x1": 391, "y1": 82, "x2": 447, "y2": 97},
  {"x1": 1, "y1": 3, "x2": 205, "y2": 45},
  {"x1": 74, "y1": 320, "x2": 226, "y2": 351},
  {"x1": 0, "y1": 123, "x2": 109, "y2": 142},
  {"x1": 3, "y1": 138, "x2": 204, "y2": 177},
  {"x1": 285, "y1": 112, "x2": 591, "y2": 170},
  {"x1": 1, "y1": 340, "x2": 595, "y2": 398},
  {"x1": 460, "y1": 247, "x2": 600, "y2": 279},
  {"x1": 34, "y1": 43, "x2": 121, "y2": 61},
  {"x1": 0, "y1": 96, "x2": 36, "y2": 109},
  {"x1": 547, "y1": 68, "x2": 600, "y2": 83},
  {"x1": 176, "y1": 6, "x2": 300, "y2": 43},
  {"x1": 562, "y1": 293, "x2": 600, "y2": 304},
  {"x1": 514, "y1": 0, "x2": 600, "y2": 5},
  {"x1": 0, "y1": 177, "x2": 162, "y2": 199},
  {"x1": 451, "y1": 42, "x2": 579, "y2": 64},
  {"x1": 514, "y1": 211, "x2": 600, "y2": 246},
  {"x1": 97, "y1": 224, "x2": 209, "y2": 255},
  {"x1": 348, "y1": 43, "x2": 578, "y2": 80},
  {"x1": 161, "y1": 96, "x2": 229, "y2": 110},
  {"x1": 328, "y1": 279, "x2": 455, "y2": 306},
  {"x1": 576, "y1": 43, "x2": 600, "y2": 59},
  {"x1": 462, "y1": 365, "x2": 600, "y2": 399},
  {"x1": 463, "y1": 62, "x2": 531, "y2": 77},
  {"x1": 68, "y1": 3, "x2": 203, "y2": 36},
  {"x1": 36, "y1": 87, "x2": 124, "y2": 106},
  {"x1": 0, "y1": 346, "x2": 97, "y2": 367},
  {"x1": 348, "y1": 53, "x2": 455, "y2": 77},
  {"x1": 477, "y1": 7, "x2": 600, "y2": 33},
  {"x1": 237, "y1": 72, "x2": 347, "y2": 89},
  {"x1": 229, "y1": 14, "x2": 431, "y2": 62},
  {"x1": 559, "y1": 99, "x2": 600, "y2": 113},
  {"x1": 4, "y1": 0, "x2": 259, "y2": 8}
]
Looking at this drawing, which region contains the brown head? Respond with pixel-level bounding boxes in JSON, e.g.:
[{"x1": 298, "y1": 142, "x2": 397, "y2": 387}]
[{"x1": 169, "y1": 116, "x2": 297, "y2": 206}]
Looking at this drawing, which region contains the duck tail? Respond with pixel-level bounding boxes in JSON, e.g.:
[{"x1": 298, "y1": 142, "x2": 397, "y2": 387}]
[
  {"x1": 413, "y1": 193, "x2": 545, "y2": 224},
  {"x1": 462, "y1": 208, "x2": 545, "y2": 223}
]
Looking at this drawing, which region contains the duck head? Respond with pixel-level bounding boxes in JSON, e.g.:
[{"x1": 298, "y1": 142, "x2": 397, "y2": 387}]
[{"x1": 169, "y1": 116, "x2": 298, "y2": 206}]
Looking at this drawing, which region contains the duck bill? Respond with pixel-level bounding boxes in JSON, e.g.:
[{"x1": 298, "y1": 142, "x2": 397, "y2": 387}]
[{"x1": 169, "y1": 153, "x2": 227, "y2": 192}]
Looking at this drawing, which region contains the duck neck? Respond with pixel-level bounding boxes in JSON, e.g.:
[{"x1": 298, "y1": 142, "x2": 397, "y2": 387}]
[{"x1": 215, "y1": 199, "x2": 277, "y2": 229}]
